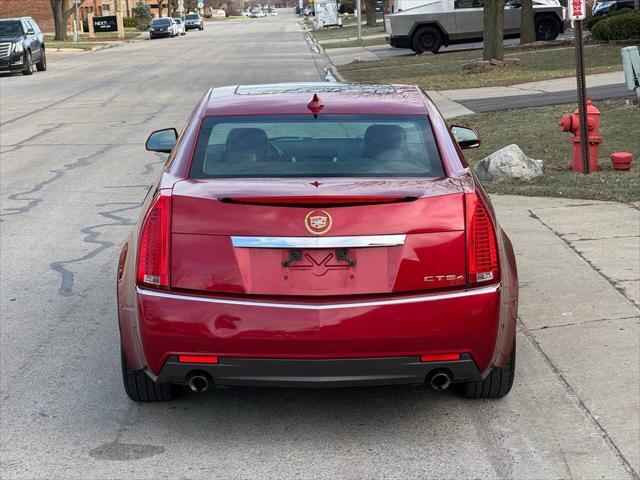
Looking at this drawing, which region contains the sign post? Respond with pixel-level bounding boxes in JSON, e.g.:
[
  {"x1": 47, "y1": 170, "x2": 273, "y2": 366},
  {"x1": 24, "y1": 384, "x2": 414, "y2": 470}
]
[
  {"x1": 569, "y1": 0, "x2": 590, "y2": 174},
  {"x1": 356, "y1": 0, "x2": 362, "y2": 41},
  {"x1": 72, "y1": 0, "x2": 81, "y2": 43}
]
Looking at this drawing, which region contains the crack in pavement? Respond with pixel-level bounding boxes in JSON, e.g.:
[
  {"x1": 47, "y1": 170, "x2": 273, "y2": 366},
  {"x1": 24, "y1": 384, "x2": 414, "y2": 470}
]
[
  {"x1": 0, "y1": 145, "x2": 115, "y2": 221},
  {"x1": 142, "y1": 152, "x2": 167, "y2": 175},
  {"x1": 518, "y1": 317, "x2": 640, "y2": 479},
  {"x1": 528, "y1": 209, "x2": 640, "y2": 309},
  {"x1": 0, "y1": 123, "x2": 66, "y2": 153},
  {"x1": 50, "y1": 202, "x2": 140, "y2": 297},
  {"x1": 520, "y1": 314, "x2": 640, "y2": 332}
]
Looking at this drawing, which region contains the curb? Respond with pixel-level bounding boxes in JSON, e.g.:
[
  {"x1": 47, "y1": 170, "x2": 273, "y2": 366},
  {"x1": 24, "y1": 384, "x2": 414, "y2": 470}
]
[{"x1": 301, "y1": 23, "x2": 346, "y2": 83}]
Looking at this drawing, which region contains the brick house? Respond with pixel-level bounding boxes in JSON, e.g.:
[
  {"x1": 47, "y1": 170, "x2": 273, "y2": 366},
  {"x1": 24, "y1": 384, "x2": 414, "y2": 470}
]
[{"x1": 0, "y1": 0, "x2": 58, "y2": 33}]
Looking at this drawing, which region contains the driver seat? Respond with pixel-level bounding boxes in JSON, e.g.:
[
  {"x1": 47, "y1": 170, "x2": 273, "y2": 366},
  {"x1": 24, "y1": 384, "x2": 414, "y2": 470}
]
[
  {"x1": 221, "y1": 128, "x2": 272, "y2": 163},
  {"x1": 362, "y1": 125, "x2": 409, "y2": 162}
]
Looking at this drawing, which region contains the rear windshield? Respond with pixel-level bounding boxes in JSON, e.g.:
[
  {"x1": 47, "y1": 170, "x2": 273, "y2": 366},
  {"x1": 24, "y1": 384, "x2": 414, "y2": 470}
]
[
  {"x1": 152, "y1": 18, "x2": 171, "y2": 25},
  {"x1": 189, "y1": 115, "x2": 444, "y2": 178},
  {"x1": 0, "y1": 21, "x2": 23, "y2": 37},
  {"x1": 185, "y1": 14, "x2": 200, "y2": 19}
]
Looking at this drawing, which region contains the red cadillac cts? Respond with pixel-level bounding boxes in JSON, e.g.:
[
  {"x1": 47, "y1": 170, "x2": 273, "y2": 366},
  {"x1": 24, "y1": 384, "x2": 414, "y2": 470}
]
[{"x1": 117, "y1": 83, "x2": 518, "y2": 402}]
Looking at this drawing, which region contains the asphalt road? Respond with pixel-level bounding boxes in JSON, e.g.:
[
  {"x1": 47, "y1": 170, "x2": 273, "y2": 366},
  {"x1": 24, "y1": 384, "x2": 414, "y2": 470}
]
[{"x1": 0, "y1": 15, "x2": 634, "y2": 480}]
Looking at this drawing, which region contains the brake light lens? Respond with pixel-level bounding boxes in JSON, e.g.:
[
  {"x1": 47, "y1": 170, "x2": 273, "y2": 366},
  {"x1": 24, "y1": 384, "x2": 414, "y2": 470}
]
[
  {"x1": 137, "y1": 190, "x2": 171, "y2": 288},
  {"x1": 465, "y1": 193, "x2": 499, "y2": 286},
  {"x1": 420, "y1": 353, "x2": 461, "y2": 362},
  {"x1": 221, "y1": 196, "x2": 412, "y2": 207},
  {"x1": 178, "y1": 355, "x2": 218, "y2": 364}
]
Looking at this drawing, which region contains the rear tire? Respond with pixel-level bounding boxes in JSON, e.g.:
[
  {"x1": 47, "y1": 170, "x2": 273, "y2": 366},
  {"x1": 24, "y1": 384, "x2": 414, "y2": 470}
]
[
  {"x1": 36, "y1": 49, "x2": 47, "y2": 71},
  {"x1": 411, "y1": 26, "x2": 442, "y2": 54},
  {"x1": 22, "y1": 51, "x2": 33, "y2": 75},
  {"x1": 121, "y1": 348, "x2": 178, "y2": 402},
  {"x1": 535, "y1": 15, "x2": 560, "y2": 41},
  {"x1": 454, "y1": 341, "x2": 516, "y2": 399}
]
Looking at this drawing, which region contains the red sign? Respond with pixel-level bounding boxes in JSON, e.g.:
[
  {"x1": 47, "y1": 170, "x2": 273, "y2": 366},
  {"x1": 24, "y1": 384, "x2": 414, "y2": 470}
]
[{"x1": 569, "y1": 0, "x2": 585, "y2": 20}]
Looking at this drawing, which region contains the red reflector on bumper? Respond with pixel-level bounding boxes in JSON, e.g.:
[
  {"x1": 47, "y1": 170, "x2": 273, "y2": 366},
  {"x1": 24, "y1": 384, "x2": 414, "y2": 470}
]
[
  {"x1": 178, "y1": 355, "x2": 218, "y2": 364},
  {"x1": 420, "y1": 353, "x2": 460, "y2": 362}
]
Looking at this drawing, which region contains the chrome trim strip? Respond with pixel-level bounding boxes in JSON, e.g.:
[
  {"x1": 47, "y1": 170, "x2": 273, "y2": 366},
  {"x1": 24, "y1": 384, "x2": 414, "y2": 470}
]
[
  {"x1": 231, "y1": 235, "x2": 406, "y2": 249},
  {"x1": 136, "y1": 284, "x2": 500, "y2": 310}
]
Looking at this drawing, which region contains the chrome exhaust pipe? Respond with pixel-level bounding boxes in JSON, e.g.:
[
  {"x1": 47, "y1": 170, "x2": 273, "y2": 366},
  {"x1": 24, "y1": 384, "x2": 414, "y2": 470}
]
[
  {"x1": 186, "y1": 373, "x2": 210, "y2": 393},
  {"x1": 430, "y1": 371, "x2": 452, "y2": 391}
]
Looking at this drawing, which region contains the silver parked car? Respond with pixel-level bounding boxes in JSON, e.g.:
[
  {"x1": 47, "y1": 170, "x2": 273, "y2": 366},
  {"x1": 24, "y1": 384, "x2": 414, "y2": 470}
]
[
  {"x1": 173, "y1": 17, "x2": 187, "y2": 35},
  {"x1": 184, "y1": 13, "x2": 204, "y2": 30},
  {"x1": 385, "y1": 0, "x2": 566, "y2": 53}
]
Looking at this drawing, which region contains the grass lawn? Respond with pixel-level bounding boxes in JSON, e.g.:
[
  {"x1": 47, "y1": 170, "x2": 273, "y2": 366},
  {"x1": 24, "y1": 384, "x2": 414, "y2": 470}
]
[
  {"x1": 311, "y1": 23, "x2": 384, "y2": 41},
  {"x1": 46, "y1": 41, "x2": 110, "y2": 50},
  {"x1": 45, "y1": 28, "x2": 140, "y2": 44},
  {"x1": 323, "y1": 37, "x2": 388, "y2": 49},
  {"x1": 339, "y1": 44, "x2": 624, "y2": 90},
  {"x1": 451, "y1": 99, "x2": 639, "y2": 202}
]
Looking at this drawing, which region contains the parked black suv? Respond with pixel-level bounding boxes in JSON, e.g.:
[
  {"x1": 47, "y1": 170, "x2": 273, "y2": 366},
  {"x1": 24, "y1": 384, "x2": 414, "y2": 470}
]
[{"x1": 0, "y1": 17, "x2": 46, "y2": 75}]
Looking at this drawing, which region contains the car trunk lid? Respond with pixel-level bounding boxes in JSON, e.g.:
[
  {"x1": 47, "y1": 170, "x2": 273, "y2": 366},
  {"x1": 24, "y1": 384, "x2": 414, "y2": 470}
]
[{"x1": 170, "y1": 178, "x2": 467, "y2": 296}]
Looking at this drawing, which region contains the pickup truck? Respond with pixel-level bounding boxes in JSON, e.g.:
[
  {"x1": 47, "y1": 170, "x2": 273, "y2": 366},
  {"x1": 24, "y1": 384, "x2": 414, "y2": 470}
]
[{"x1": 385, "y1": 0, "x2": 566, "y2": 54}]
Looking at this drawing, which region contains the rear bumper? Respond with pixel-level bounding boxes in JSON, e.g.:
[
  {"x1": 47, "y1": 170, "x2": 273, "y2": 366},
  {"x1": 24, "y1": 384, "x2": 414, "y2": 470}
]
[
  {"x1": 131, "y1": 284, "x2": 503, "y2": 380},
  {"x1": 156, "y1": 355, "x2": 482, "y2": 387}
]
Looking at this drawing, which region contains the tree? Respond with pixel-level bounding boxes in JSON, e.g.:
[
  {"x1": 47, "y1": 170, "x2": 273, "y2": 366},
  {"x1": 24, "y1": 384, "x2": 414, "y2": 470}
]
[
  {"x1": 519, "y1": 0, "x2": 536, "y2": 44},
  {"x1": 482, "y1": 0, "x2": 505, "y2": 60},
  {"x1": 168, "y1": 0, "x2": 179, "y2": 16},
  {"x1": 364, "y1": 0, "x2": 377, "y2": 26},
  {"x1": 49, "y1": 0, "x2": 85, "y2": 41},
  {"x1": 132, "y1": 0, "x2": 152, "y2": 30},
  {"x1": 157, "y1": 0, "x2": 167, "y2": 16}
]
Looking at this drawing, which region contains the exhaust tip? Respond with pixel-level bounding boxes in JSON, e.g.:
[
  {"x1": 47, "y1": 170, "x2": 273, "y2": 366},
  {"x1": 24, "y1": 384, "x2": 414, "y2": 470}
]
[
  {"x1": 429, "y1": 371, "x2": 452, "y2": 391},
  {"x1": 187, "y1": 373, "x2": 210, "y2": 393}
]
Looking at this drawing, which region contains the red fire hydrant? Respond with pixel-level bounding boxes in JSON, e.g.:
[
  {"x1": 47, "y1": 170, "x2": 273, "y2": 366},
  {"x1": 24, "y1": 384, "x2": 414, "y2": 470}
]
[{"x1": 558, "y1": 99, "x2": 602, "y2": 173}]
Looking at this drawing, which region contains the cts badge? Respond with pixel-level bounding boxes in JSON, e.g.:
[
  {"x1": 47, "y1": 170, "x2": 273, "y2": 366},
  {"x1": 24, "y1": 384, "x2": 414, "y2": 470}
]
[
  {"x1": 424, "y1": 275, "x2": 465, "y2": 282},
  {"x1": 304, "y1": 209, "x2": 332, "y2": 235}
]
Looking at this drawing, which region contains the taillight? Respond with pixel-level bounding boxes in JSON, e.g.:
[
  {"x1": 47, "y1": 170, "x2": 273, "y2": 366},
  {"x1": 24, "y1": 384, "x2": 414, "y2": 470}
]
[
  {"x1": 465, "y1": 193, "x2": 499, "y2": 286},
  {"x1": 137, "y1": 190, "x2": 171, "y2": 288}
]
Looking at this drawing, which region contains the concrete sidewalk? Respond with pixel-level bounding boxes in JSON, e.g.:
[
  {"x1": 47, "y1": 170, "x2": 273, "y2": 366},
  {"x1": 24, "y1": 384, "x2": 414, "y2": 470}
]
[
  {"x1": 425, "y1": 71, "x2": 628, "y2": 118},
  {"x1": 492, "y1": 195, "x2": 640, "y2": 477}
]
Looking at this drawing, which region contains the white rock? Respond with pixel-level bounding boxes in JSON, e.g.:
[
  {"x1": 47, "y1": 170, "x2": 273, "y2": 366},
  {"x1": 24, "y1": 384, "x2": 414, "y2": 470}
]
[{"x1": 474, "y1": 144, "x2": 543, "y2": 182}]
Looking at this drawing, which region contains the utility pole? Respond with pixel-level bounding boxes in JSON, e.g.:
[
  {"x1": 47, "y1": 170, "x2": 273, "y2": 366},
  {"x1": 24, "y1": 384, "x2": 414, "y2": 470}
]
[{"x1": 356, "y1": 0, "x2": 361, "y2": 40}]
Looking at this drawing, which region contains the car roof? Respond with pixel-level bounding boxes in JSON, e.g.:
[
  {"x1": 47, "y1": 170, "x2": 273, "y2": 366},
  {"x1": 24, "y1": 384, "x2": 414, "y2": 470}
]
[
  {"x1": 0, "y1": 17, "x2": 33, "y2": 22},
  {"x1": 204, "y1": 83, "x2": 429, "y2": 116}
]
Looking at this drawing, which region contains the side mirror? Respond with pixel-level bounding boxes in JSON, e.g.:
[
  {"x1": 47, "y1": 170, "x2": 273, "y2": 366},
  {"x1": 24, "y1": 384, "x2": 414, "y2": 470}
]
[
  {"x1": 27, "y1": 28, "x2": 35, "y2": 35},
  {"x1": 146, "y1": 128, "x2": 177, "y2": 153},
  {"x1": 451, "y1": 125, "x2": 481, "y2": 149}
]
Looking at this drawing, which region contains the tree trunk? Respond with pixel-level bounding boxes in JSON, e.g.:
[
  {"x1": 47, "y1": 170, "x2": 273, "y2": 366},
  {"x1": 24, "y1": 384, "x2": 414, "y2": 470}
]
[
  {"x1": 50, "y1": 0, "x2": 68, "y2": 41},
  {"x1": 365, "y1": 0, "x2": 377, "y2": 26},
  {"x1": 520, "y1": 0, "x2": 536, "y2": 44},
  {"x1": 483, "y1": 0, "x2": 505, "y2": 61}
]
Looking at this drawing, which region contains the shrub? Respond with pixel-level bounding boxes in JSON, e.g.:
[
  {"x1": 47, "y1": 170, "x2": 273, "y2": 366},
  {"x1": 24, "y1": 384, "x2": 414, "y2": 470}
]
[
  {"x1": 123, "y1": 16, "x2": 137, "y2": 28},
  {"x1": 591, "y1": 11, "x2": 640, "y2": 40},
  {"x1": 132, "y1": 0, "x2": 153, "y2": 30},
  {"x1": 586, "y1": 8, "x2": 633, "y2": 31}
]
